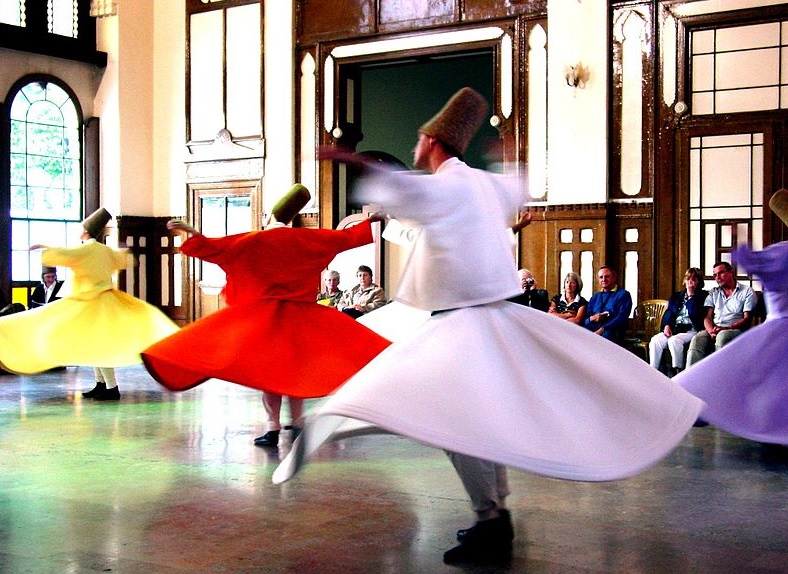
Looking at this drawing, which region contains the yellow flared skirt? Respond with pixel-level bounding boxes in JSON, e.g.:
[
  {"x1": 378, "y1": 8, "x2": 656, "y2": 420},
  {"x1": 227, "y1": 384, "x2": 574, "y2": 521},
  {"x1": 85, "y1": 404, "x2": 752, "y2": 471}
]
[{"x1": 0, "y1": 290, "x2": 178, "y2": 374}]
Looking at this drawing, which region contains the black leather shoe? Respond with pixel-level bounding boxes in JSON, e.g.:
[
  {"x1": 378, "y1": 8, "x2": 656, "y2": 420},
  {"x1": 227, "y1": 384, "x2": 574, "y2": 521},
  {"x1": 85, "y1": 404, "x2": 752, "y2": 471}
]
[
  {"x1": 93, "y1": 386, "x2": 120, "y2": 401},
  {"x1": 443, "y1": 540, "x2": 512, "y2": 565},
  {"x1": 457, "y1": 508, "x2": 512, "y2": 541},
  {"x1": 253, "y1": 430, "x2": 280, "y2": 447},
  {"x1": 446, "y1": 510, "x2": 513, "y2": 564},
  {"x1": 82, "y1": 382, "x2": 106, "y2": 398}
]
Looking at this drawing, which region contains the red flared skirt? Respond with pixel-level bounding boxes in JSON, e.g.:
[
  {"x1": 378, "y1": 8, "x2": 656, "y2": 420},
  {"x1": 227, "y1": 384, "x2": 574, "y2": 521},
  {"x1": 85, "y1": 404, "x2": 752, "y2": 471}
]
[{"x1": 142, "y1": 300, "x2": 390, "y2": 398}]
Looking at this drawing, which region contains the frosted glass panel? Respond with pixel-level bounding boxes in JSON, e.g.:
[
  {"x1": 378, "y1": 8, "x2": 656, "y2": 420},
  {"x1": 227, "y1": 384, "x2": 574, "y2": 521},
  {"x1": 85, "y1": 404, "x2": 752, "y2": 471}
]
[
  {"x1": 700, "y1": 148, "x2": 752, "y2": 207},
  {"x1": 752, "y1": 148, "x2": 764, "y2": 205},
  {"x1": 752, "y1": 220, "x2": 763, "y2": 250},
  {"x1": 620, "y1": 15, "x2": 644, "y2": 197},
  {"x1": 190, "y1": 11, "x2": 225, "y2": 141},
  {"x1": 693, "y1": 29, "x2": 715, "y2": 54},
  {"x1": 693, "y1": 92, "x2": 713, "y2": 114},
  {"x1": 227, "y1": 196, "x2": 252, "y2": 234},
  {"x1": 704, "y1": 224, "x2": 717, "y2": 273},
  {"x1": 716, "y1": 87, "x2": 778, "y2": 113},
  {"x1": 692, "y1": 54, "x2": 715, "y2": 91},
  {"x1": 783, "y1": 47, "x2": 788, "y2": 84},
  {"x1": 692, "y1": 21, "x2": 788, "y2": 114},
  {"x1": 716, "y1": 22, "x2": 778, "y2": 51},
  {"x1": 689, "y1": 221, "x2": 701, "y2": 268},
  {"x1": 226, "y1": 4, "x2": 261, "y2": 138},
  {"x1": 300, "y1": 54, "x2": 318, "y2": 205},
  {"x1": 716, "y1": 49, "x2": 778, "y2": 89},
  {"x1": 720, "y1": 224, "x2": 733, "y2": 247},
  {"x1": 0, "y1": 1, "x2": 22, "y2": 26},
  {"x1": 699, "y1": 134, "x2": 751, "y2": 147},
  {"x1": 50, "y1": 0, "x2": 77, "y2": 37},
  {"x1": 690, "y1": 149, "x2": 701, "y2": 206},
  {"x1": 528, "y1": 25, "x2": 548, "y2": 200},
  {"x1": 701, "y1": 207, "x2": 755, "y2": 219}
]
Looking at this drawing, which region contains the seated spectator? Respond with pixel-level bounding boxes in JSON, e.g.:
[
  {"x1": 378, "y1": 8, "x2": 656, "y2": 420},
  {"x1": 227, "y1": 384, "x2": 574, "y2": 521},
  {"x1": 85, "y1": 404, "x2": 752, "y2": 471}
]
[
  {"x1": 686, "y1": 261, "x2": 756, "y2": 368},
  {"x1": 31, "y1": 266, "x2": 64, "y2": 307},
  {"x1": 337, "y1": 265, "x2": 386, "y2": 319},
  {"x1": 548, "y1": 272, "x2": 588, "y2": 324},
  {"x1": 582, "y1": 266, "x2": 633, "y2": 344},
  {"x1": 316, "y1": 270, "x2": 342, "y2": 307},
  {"x1": 648, "y1": 267, "x2": 707, "y2": 376},
  {"x1": 508, "y1": 268, "x2": 550, "y2": 311}
]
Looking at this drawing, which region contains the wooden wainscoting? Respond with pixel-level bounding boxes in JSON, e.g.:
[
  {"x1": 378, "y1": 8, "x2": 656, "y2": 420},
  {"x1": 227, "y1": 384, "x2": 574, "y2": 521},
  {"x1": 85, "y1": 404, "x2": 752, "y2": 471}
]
[
  {"x1": 518, "y1": 202, "x2": 655, "y2": 308},
  {"x1": 116, "y1": 215, "x2": 187, "y2": 326},
  {"x1": 518, "y1": 204, "x2": 608, "y2": 301}
]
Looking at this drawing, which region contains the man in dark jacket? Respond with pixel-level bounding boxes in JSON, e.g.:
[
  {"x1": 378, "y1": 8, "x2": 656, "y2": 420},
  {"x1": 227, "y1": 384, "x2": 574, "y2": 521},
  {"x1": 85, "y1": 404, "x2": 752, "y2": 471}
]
[{"x1": 31, "y1": 266, "x2": 64, "y2": 308}]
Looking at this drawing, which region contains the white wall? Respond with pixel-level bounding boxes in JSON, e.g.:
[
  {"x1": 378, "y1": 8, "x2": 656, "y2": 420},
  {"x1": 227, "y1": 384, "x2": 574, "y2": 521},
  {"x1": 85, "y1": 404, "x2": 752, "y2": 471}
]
[
  {"x1": 263, "y1": 0, "x2": 296, "y2": 209},
  {"x1": 117, "y1": 1, "x2": 153, "y2": 216},
  {"x1": 153, "y1": 0, "x2": 186, "y2": 217},
  {"x1": 546, "y1": 0, "x2": 608, "y2": 205},
  {"x1": 0, "y1": 48, "x2": 98, "y2": 119},
  {"x1": 94, "y1": 15, "x2": 119, "y2": 216},
  {"x1": 95, "y1": 0, "x2": 185, "y2": 218}
]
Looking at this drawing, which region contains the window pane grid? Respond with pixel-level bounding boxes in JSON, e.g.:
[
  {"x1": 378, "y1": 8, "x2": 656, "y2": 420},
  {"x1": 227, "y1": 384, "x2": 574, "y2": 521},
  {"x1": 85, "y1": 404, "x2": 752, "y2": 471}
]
[
  {"x1": 691, "y1": 21, "x2": 788, "y2": 114},
  {"x1": 689, "y1": 133, "x2": 763, "y2": 280},
  {"x1": 10, "y1": 80, "x2": 82, "y2": 281}
]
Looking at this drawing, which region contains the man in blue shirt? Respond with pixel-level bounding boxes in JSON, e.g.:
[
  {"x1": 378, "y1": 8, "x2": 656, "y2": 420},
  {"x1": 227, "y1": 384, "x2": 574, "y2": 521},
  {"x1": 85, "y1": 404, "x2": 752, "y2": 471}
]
[{"x1": 583, "y1": 266, "x2": 632, "y2": 344}]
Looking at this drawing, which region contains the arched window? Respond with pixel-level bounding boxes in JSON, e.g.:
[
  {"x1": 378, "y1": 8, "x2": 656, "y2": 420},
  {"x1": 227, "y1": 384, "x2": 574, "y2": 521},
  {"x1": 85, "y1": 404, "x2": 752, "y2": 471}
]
[{"x1": 9, "y1": 79, "x2": 83, "y2": 285}]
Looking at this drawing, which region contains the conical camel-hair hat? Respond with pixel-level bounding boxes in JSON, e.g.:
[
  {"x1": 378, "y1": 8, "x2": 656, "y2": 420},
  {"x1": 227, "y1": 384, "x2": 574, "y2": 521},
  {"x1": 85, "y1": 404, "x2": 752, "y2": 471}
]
[
  {"x1": 419, "y1": 87, "x2": 489, "y2": 155},
  {"x1": 271, "y1": 184, "x2": 311, "y2": 225},
  {"x1": 769, "y1": 188, "x2": 788, "y2": 227},
  {"x1": 82, "y1": 208, "x2": 112, "y2": 239}
]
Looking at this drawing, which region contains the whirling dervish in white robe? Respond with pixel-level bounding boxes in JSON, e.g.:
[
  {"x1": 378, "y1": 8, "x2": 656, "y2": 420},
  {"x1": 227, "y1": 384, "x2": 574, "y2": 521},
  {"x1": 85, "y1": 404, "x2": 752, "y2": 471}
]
[{"x1": 274, "y1": 157, "x2": 704, "y2": 485}]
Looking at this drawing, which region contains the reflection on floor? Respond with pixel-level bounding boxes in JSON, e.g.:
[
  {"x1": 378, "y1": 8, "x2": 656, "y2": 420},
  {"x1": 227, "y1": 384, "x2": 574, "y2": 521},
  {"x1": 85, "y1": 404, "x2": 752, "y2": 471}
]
[{"x1": 0, "y1": 365, "x2": 786, "y2": 574}]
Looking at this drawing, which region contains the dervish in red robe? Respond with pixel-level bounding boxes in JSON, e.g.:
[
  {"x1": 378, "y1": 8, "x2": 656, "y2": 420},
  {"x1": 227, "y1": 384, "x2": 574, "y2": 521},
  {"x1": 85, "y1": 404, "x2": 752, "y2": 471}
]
[{"x1": 141, "y1": 218, "x2": 391, "y2": 397}]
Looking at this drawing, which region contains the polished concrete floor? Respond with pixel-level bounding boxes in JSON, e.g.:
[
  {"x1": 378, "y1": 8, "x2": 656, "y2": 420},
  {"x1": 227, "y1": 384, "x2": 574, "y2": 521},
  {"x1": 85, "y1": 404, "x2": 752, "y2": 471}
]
[{"x1": 1, "y1": 365, "x2": 786, "y2": 574}]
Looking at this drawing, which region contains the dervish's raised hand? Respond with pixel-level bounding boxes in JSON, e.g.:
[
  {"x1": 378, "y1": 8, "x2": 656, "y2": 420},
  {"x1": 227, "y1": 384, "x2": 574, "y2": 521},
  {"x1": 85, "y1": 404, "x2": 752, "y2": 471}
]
[
  {"x1": 167, "y1": 219, "x2": 200, "y2": 238},
  {"x1": 367, "y1": 211, "x2": 389, "y2": 224},
  {"x1": 318, "y1": 146, "x2": 389, "y2": 175}
]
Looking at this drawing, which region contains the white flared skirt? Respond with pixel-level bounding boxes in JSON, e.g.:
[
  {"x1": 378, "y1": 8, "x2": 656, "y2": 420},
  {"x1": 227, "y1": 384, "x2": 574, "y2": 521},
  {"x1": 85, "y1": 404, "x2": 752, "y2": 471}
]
[{"x1": 275, "y1": 301, "x2": 704, "y2": 484}]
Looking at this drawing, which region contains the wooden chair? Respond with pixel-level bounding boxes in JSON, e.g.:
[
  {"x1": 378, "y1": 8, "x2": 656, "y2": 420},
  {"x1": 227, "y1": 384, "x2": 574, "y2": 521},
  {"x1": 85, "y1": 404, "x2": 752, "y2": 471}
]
[{"x1": 623, "y1": 299, "x2": 668, "y2": 362}]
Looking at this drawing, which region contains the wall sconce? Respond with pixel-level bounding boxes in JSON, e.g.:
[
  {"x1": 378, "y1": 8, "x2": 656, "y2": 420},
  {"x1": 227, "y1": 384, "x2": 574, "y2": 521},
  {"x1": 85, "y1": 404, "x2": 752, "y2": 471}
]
[{"x1": 564, "y1": 62, "x2": 590, "y2": 89}]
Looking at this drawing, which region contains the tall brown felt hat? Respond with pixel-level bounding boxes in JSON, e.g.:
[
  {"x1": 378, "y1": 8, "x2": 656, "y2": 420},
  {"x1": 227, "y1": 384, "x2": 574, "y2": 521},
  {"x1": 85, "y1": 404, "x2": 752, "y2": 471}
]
[
  {"x1": 82, "y1": 207, "x2": 112, "y2": 239},
  {"x1": 769, "y1": 188, "x2": 788, "y2": 226},
  {"x1": 271, "y1": 184, "x2": 311, "y2": 225},
  {"x1": 419, "y1": 87, "x2": 489, "y2": 155}
]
